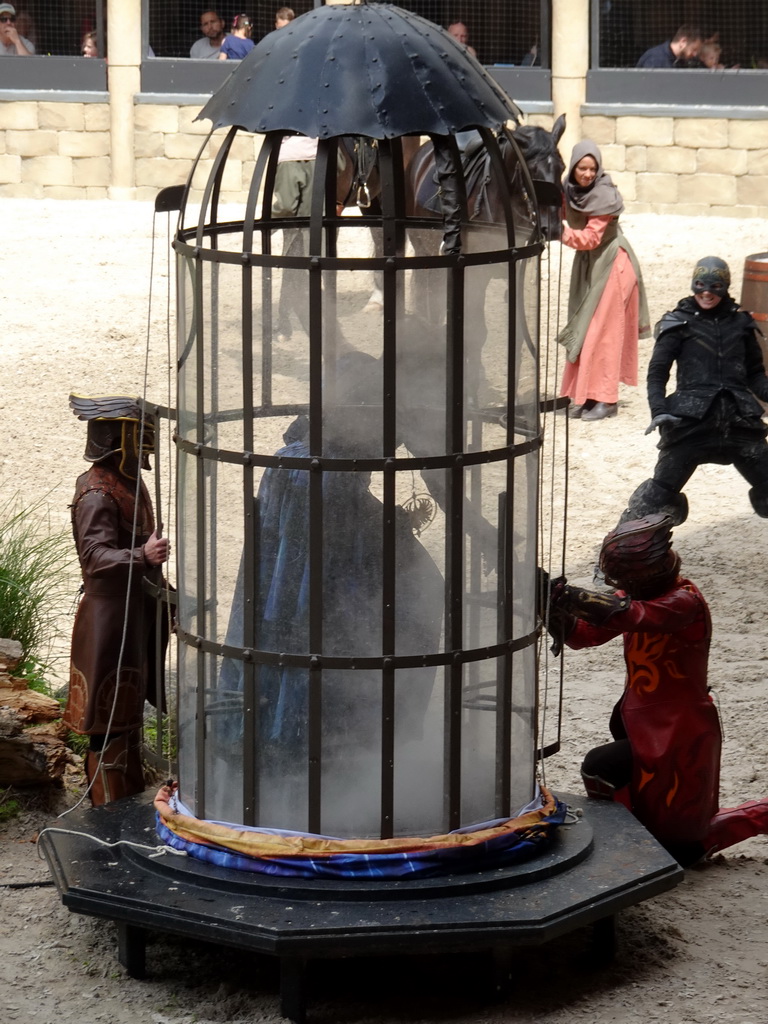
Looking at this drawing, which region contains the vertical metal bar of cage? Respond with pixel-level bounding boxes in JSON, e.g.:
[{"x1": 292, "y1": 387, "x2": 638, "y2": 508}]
[
  {"x1": 242, "y1": 137, "x2": 278, "y2": 825},
  {"x1": 243, "y1": 132, "x2": 280, "y2": 412},
  {"x1": 445, "y1": 256, "x2": 465, "y2": 832},
  {"x1": 240, "y1": 252, "x2": 257, "y2": 826},
  {"x1": 208, "y1": 274, "x2": 219, "y2": 718},
  {"x1": 430, "y1": 135, "x2": 468, "y2": 831},
  {"x1": 378, "y1": 138, "x2": 400, "y2": 838},
  {"x1": 191, "y1": 132, "x2": 238, "y2": 812},
  {"x1": 322, "y1": 138, "x2": 340, "y2": 399},
  {"x1": 496, "y1": 487, "x2": 513, "y2": 817},
  {"x1": 151, "y1": 413, "x2": 164, "y2": 765},
  {"x1": 495, "y1": 250, "x2": 519, "y2": 817},
  {"x1": 193, "y1": 255, "x2": 208, "y2": 817},
  {"x1": 467, "y1": 414, "x2": 482, "y2": 696},
  {"x1": 305, "y1": 140, "x2": 331, "y2": 834}
]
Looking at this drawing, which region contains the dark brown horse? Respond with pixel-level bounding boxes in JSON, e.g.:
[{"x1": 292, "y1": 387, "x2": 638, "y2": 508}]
[
  {"x1": 336, "y1": 117, "x2": 565, "y2": 314},
  {"x1": 401, "y1": 117, "x2": 567, "y2": 386},
  {"x1": 404, "y1": 116, "x2": 566, "y2": 246}
]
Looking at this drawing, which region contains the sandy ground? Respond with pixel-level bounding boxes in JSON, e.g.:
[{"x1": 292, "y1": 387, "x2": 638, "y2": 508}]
[{"x1": 1, "y1": 199, "x2": 768, "y2": 1023}]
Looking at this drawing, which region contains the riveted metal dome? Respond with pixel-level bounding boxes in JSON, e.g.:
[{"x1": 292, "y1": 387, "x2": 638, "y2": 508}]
[{"x1": 196, "y1": 2, "x2": 520, "y2": 138}]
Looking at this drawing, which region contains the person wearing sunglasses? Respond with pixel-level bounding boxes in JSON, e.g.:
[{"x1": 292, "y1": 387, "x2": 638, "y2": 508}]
[
  {"x1": 619, "y1": 256, "x2": 768, "y2": 527},
  {"x1": 218, "y1": 13, "x2": 255, "y2": 61},
  {"x1": 0, "y1": 4, "x2": 34, "y2": 56}
]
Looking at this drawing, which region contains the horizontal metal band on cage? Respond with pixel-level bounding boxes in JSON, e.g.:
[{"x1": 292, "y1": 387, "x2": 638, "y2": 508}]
[
  {"x1": 141, "y1": 577, "x2": 178, "y2": 605},
  {"x1": 174, "y1": 433, "x2": 542, "y2": 472},
  {"x1": 537, "y1": 741, "x2": 560, "y2": 759},
  {"x1": 173, "y1": 238, "x2": 544, "y2": 272},
  {"x1": 137, "y1": 397, "x2": 565, "y2": 422},
  {"x1": 175, "y1": 625, "x2": 541, "y2": 670},
  {"x1": 539, "y1": 395, "x2": 571, "y2": 413},
  {"x1": 136, "y1": 399, "x2": 177, "y2": 421}
]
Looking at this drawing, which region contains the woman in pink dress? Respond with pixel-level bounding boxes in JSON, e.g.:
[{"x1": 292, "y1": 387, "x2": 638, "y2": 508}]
[{"x1": 557, "y1": 141, "x2": 650, "y2": 421}]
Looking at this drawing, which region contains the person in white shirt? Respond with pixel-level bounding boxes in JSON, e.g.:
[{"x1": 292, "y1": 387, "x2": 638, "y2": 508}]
[
  {"x1": 0, "y1": 4, "x2": 34, "y2": 56},
  {"x1": 190, "y1": 9, "x2": 225, "y2": 59}
]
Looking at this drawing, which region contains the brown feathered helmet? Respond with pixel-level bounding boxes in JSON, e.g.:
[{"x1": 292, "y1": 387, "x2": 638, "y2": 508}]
[
  {"x1": 599, "y1": 514, "x2": 681, "y2": 598},
  {"x1": 70, "y1": 394, "x2": 155, "y2": 480}
]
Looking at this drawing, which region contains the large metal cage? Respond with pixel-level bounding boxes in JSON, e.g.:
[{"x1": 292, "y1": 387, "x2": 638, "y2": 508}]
[{"x1": 170, "y1": 4, "x2": 556, "y2": 841}]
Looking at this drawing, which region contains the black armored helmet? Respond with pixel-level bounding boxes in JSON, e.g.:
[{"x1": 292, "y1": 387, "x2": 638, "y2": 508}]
[
  {"x1": 70, "y1": 394, "x2": 155, "y2": 480},
  {"x1": 691, "y1": 255, "x2": 730, "y2": 297}
]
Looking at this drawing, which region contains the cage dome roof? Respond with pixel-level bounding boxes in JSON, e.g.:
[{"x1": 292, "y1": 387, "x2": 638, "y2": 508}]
[{"x1": 196, "y1": 2, "x2": 520, "y2": 139}]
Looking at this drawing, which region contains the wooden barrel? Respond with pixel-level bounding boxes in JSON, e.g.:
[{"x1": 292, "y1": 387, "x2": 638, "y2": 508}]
[
  {"x1": 741, "y1": 252, "x2": 768, "y2": 324},
  {"x1": 741, "y1": 253, "x2": 768, "y2": 381}
]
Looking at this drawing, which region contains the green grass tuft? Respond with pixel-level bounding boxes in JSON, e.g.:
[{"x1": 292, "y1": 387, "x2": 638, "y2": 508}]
[
  {"x1": 0, "y1": 789, "x2": 21, "y2": 823},
  {"x1": 0, "y1": 494, "x2": 74, "y2": 666}
]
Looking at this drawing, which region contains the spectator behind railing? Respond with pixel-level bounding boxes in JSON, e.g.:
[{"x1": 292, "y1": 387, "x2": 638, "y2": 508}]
[
  {"x1": 190, "y1": 9, "x2": 226, "y2": 60},
  {"x1": 275, "y1": 7, "x2": 294, "y2": 30},
  {"x1": 635, "y1": 24, "x2": 703, "y2": 68},
  {"x1": 0, "y1": 4, "x2": 34, "y2": 56},
  {"x1": 14, "y1": 6, "x2": 34, "y2": 49},
  {"x1": 446, "y1": 20, "x2": 477, "y2": 59},
  {"x1": 81, "y1": 30, "x2": 98, "y2": 58},
  {"x1": 699, "y1": 35, "x2": 736, "y2": 70},
  {"x1": 219, "y1": 13, "x2": 255, "y2": 61}
]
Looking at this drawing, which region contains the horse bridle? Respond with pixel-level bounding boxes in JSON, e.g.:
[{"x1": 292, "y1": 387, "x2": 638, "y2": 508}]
[{"x1": 351, "y1": 136, "x2": 378, "y2": 210}]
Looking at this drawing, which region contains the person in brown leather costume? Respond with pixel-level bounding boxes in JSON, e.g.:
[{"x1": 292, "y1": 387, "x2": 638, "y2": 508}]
[{"x1": 63, "y1": 395, "x2": 169, "y2": 805}]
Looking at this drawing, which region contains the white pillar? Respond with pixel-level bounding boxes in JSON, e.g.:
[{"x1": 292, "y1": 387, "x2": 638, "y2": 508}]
[
  {"x1": 551, "y1": 0, "x2": 589, "y2": 162},
  {"x1": 107, "y1": 0, "x2": 142, "y2": 199}
]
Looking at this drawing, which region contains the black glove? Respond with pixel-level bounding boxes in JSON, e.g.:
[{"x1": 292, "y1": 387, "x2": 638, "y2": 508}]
[
  {"x1": 538, "y1": 570, "x2": 574, "y2": 656},
  {"x1": 553, "y1": 584, "x2": 630, "y2": 627},
  {"x1": 645, "y1": 413, "x2": 683, "y2": 435}
]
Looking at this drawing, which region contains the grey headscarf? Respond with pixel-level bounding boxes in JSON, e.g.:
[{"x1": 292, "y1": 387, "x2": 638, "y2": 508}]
[{"x1": 564, "y1": 140, "x2": 624, "y2": 217}]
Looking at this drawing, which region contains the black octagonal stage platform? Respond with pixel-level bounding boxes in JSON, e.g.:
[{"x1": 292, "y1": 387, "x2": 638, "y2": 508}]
[{"x1": 40, "y1": 791, "x2": 682, "y2": 1022}]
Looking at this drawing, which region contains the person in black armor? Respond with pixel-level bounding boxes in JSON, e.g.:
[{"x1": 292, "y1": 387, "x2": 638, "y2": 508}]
[{"x1": 621, "y1": 256, "x2": 768, "y2": 525}]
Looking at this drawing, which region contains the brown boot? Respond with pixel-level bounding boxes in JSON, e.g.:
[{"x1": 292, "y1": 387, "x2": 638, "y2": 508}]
[
  {"x1": 581, "y1": 770, "x2": 632, "y2": 811},
  {"x1": 701, "y1": 799, "x2": 768, "y2": 855},
  {"x1": 86, "y1": 731, "x2": 145, "y2": 806}
]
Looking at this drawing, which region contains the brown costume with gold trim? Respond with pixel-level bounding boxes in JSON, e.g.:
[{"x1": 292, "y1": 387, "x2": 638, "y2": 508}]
[{"x1": 64, "y1": 461, "x2": 165, "y2": 802}]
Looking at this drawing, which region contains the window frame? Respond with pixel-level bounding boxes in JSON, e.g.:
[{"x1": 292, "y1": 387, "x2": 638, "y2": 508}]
[{"x1": 587, "y1": 0, "x2": 768, "y2": 112}]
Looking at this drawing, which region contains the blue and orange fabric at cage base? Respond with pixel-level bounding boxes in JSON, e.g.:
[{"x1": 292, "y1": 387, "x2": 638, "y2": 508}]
[{"x1": 154, "y1": 785, "x2": 568, "y2": 880}]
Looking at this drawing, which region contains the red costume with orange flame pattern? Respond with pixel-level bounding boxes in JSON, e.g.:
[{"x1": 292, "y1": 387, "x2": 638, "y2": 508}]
[{"x1": 566, "y1": 576, "x2": 721, "y2": 846}]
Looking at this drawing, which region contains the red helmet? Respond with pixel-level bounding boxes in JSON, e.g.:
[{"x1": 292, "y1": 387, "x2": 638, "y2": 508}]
[{"x1": 599, "y1": 514, "x2": 680, "y2": 596}]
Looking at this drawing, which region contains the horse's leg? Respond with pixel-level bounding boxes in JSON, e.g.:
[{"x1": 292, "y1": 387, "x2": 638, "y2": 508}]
[
  {"x1": 364, "y1": 224, "x2": 384, "y2": 312},
  {"x1": 403, "y1": 225, "x2": 446, "y2": 325},
  {"x1": 276, "y1": 226, "x2": 308, "y2": 340}
]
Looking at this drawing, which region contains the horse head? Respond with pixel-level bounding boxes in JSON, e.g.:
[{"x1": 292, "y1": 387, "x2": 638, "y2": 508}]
[{"x1": 513, "y1": 113, "x2": 566, "y2": 242}]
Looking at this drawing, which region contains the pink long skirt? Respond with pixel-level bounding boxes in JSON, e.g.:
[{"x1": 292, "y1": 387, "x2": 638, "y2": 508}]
[{"x1": 560, "y1": 247, "x2": 639, "y2": 406}]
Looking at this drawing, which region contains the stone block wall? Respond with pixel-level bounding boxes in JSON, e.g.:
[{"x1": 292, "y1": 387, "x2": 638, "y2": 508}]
[
  {"x1": 0, "y1": 100, "x2": 111, "y2": 199},
  {"x1": 581, "y1": 114, "x2": 768, "y2": 218},
  {"x1": 0, "y1": 98, "x2": 767, "y2": 217},
  {"x1": 0, "y1": 97, "x2": 264, "y2": 203},
  {"x1": 132, "y1": 103, "x2": 262, "y2": 203}
]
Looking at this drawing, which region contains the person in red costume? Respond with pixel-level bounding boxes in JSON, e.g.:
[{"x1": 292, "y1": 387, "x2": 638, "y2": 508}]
[{"x1": 545, "y1": 514, "x2": 768, "y2": 865}]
